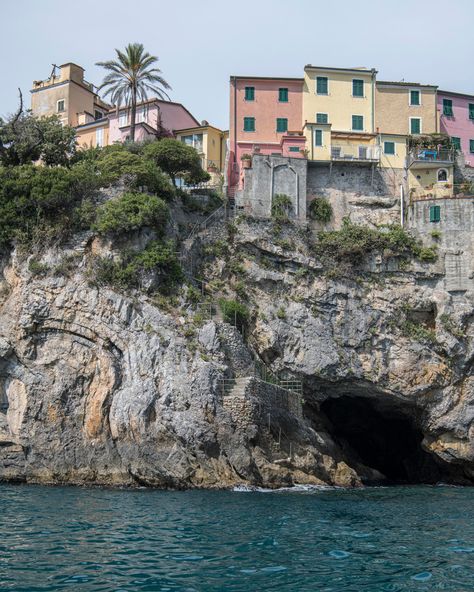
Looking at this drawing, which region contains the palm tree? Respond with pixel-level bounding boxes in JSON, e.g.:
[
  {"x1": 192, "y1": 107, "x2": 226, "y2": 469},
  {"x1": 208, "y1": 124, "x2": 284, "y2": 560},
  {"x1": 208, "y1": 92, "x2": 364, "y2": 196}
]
[{"x1": 96, "y1": 43, "x2": 171, "y2": 142}]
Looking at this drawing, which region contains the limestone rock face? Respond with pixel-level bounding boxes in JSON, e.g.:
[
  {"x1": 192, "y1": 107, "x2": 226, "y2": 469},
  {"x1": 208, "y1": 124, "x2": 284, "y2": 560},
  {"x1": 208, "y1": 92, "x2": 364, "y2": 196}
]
[{"x1": 1, "y1": 217, "x2": 474, "y2": 488}]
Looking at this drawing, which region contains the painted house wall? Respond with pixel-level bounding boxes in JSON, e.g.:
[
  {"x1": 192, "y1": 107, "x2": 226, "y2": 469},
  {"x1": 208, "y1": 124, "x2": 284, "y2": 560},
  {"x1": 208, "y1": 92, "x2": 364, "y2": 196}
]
[
  {"x1": 76, "y1": 122, "x2": 109, "y2": 149},
  {"x1": 229, "y1": 77, "x2": 304, "y2": 188},
  {"x1": 380, "y1": 134, "x2": 407, "y2": 170},
  {"x1": 408, "y1": 166, "x2": 454, "y2": 199},
  {"x1": 303, "y1": 67, "x2": 376, "y2": 134},
  {"x1": 375, "y1": 83, "x2": 438, "y2": 136},
  {"x1": 438, "y1": 92, "x2": 474, "y2": 166},
  {"x1": 108, "y1": 101, "x2": 199, "y2": 144}
]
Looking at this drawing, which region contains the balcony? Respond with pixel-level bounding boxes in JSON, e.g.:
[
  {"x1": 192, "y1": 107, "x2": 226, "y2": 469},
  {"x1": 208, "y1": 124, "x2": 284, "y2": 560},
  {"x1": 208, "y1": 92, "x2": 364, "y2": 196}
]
[
  {"x1": 408, "y1": 182, "x2": 474, "y2": 202},
  {"x1": 331, "y1": 143, "x2": 380, "y2": 163},
  {"x1": 407, "y1": 148, "x2": 454, "y2": 169}
]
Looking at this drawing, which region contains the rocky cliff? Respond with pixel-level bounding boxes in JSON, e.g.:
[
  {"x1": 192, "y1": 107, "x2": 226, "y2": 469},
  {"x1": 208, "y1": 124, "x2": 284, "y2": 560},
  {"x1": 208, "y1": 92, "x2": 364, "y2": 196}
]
[{"x1": 1, "y1": 211, "x2": 474, "y2": 488}]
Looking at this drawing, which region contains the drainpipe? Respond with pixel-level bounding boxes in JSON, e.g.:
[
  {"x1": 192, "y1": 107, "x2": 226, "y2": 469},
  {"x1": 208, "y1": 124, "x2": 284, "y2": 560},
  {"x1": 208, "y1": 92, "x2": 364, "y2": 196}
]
[
  {"x1": 400, "y1": 184, "x2": 404, "y2": 226},
  {"x1": 233, "y1": 78, "x2": 237, "y2": 187},
  {"x1": 371, "y1": 69, "x2": 376, "y2": 133}
]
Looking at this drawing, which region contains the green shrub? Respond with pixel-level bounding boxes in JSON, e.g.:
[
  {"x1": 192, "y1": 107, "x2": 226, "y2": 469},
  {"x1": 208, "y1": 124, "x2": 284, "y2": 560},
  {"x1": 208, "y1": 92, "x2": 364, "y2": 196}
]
[
  {"x1": 93, "y1": 240, "x2": 182, "y2": 292},
  {"x1": 271, "y1": 194, "x2": 293, "y2": 222},
  {"x1": 417, "y1": 246, "x2": 438, "y2": 262},
  {"x1": 218, "y1": 298, "x2": 249, "y2": 331},
  {"x1": 28, "y1": 259, "x2": 49, "y2": 276},
  {"x1": 439, "y1": 313, "x2": 464, "y2": 339},
  {"x1": 308, "y1": 197, "x2": 333, "y2": 223},
  {"x1": 401, "y1": 320, "x2": 437, "y2": 344},
  {"x1": 276, "y1": 307, "x2": 286, "y2": 319},
  {"x1": 94, "y1": 192, "x2": 168, "y2": 235},
  {"x1": 144, "y1": 139, "x2": 210, "y2": 187},
  {"x1": 430, "y1": 230, "x2": 442, "y2": 240}
]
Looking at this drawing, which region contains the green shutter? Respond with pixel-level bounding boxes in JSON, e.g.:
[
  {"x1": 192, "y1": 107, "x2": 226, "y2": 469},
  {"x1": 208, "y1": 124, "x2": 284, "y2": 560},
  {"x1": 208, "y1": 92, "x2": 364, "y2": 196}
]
[
  {"x1": 452, "y1": 137, "x2": 461, "y2": 150},
  {"x1": 384, "y1": 141, "x2": 395, "y2": 155},
  {"x1": 276, "y1": 118, "x2": 288, "y2": 133},
  {"x1": 278, "y1": 88, "x2": 288, "y2": 102},
  {"x1": 410, "y1": 118, "x2": 421, "y2": 134},
  {"x1": 410, "y1": 90, "x2": 420, "y2": 105},
  {"x1": 245, "y1": 86, "x2": 255, "y2": 101},
  {"x1": 316, "y1": 77, "x2": 328, "y2": 95},
  {"x1": 316, "y1": 113, "x2": 328, "y2": 124},
  {"x1": 243, "y1": 117, "x2": 255, "y2": 132},
  {"x1": 289, "y1": 146, "x2": 300, "y2": 152},
  {"x1": 443, "y1": 99, "x2": 453, "y2": 116},
  {"x1": 429, "y1": 205, "x2": 441, "y2": 223},
  {"x1": 314, "y1": 129, "x2": 323, "y2": 146},
  {"x1": 469, "y1": 104, "x2": 474, "y2": 120},
  {"x1": 352, "y1": 115, "x2": 363, "y2": 131},
  {"x1": 352, "y1": 79, "x2": 364, "y2": 97},
  {"x1": 470, "y1": 140, "x2": 474, "y2": 153}
]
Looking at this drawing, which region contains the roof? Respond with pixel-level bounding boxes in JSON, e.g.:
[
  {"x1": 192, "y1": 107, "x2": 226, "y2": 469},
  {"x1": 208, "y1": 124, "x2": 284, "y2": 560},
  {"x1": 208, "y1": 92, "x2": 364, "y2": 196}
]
[
  {"x1": 76, "y1": 118, "x2": 109, "y2": 131},
  {"x1": 304, "y1": 65, "x2": 377, "y2": 75},
  {"x1": 377, "y1": 80, "x2": 437, "y2": 89},
  {"x1": 109, "y1": 97, "x2": 199, "y2": 126},
  {"x1": 230, "y1": 75, "x2": 304, "y2": 82},
  {"x1": 438, "y1": 89, "x2": 474, "y2": 99},
  {"x1": 174, "y1": 124, "x2": 226, "y2": 134}
]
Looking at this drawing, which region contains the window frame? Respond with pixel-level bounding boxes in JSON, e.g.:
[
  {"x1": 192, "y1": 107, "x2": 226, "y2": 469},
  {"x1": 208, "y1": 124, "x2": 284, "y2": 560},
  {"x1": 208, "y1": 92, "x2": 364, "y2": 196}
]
[
  {"x1": 57, "y1": 99, "x2": 65, "y2": 113},
  {"x1": 469, "y1": 103, "x2": 474, "y2": 120},
  {"x1": 119, "y1": 110, "x2": 129, "y2": 127},
  {"x1": 243, "y1": 116, "x2": 255, "y2": 132},
  {"x1": 352, "y1": 115, "x2": 364, "y2": 131},
  {"x1": 383, "y1": 141, "x2": 395, "y2": 155},
  {"x1": 429, "y1": 205, "x2": 441, "y2": 223},
  {"x1": 443, "y1": 98, "x2": 454, "y2": 117},
  {"x1": 244, "y1": 86, "x2": 255, "y2": 101},
  {"x1": 409, "y1": 89, "x2": 421, "y2": 106},
  {"x1": 470, "y1": 139, "x2": 474, "y2": 154},
  {"x1": 289, "y1": 146, "x2": 301, "y2": 153},
  {"x1": 437, "y1": 168, "x2": 448, "y2": 183},
  {"x1": 352, "y1": 79, "x2": 364, "y2": 98},
  {"x1": 278, "y1": 87, "x2": 289, "y2": 102},
  {"x1": 452, "y1": 136, "x2": 461, "y2": 150},
  {"x1": 96, "y1": 127, "x2": 104, "y2": 147},
  {"x1": 276, "y1": 118, "x2": 288, "y2": 133},
  {"x1": 316, "y1": 76, "x2": 328, "y2": 95},
  {"x1": 410, "y1": 117, "x2": 422, "y2": 134},
  {"x1": 316, "y1": 113, "x2": 328, "y2": 124}
]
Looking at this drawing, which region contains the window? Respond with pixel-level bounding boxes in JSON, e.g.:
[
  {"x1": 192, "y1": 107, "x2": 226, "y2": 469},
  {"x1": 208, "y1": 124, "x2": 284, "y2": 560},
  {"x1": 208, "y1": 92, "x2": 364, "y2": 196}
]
[
  {"x1": 244, "y1": 86, "x2": 255, "y2": 101},
  {"x1": 276, "y1": 118, "x2": 288, "y2": 133},
  {"x1": 429, "y1": 205, "x2": 441, "y2": 223},
  {"x1": 119, "y1": 111, "x2": 128, "y2": 126},
  {"x1": 278, "y1": 88, "x2": 288, "y2": 102},
  {"x1": 352, "y1": 115, "x2": 363, "y2": 131},
  {"x1": 136, "y1": 106, "x2": 147, "y2": 123},
  {"x1": 96, "y1": 128, "x2": 104, "y2": 147},
  {"x1": 289, "y1": 146, "x2": 300, "y2": 152},
  {"x1": 57, "y1": 99, "x2": 65, "y2": 113},
  {"x1": 316, "y1": 76, "x2": 328, "y2": 95},
  {"x1": 410, "y1": 90, "x2": 420, "y2": 106},
  {"x1": 410, "y1": 118, "x2": 421, "y2": 134},
  {"x1": 437, "y1": 169, "x2": 448, "y2": 182},
  {"x1": 468, "y1": 103, "x2": 474, "y2": 120},
  {"x1": 384, "y1": 141, "x2": 395, "y2": 155},
  {"x1": 314, "y1": 129, "x2": 323, "y2": 146},
  {"x1": 94, "y1": 110, "x2": 103, "y2": 120},
  {"x1": 316, "y1": 113, "x2": 328, "y2": 124},
  {"x1": 352, "y1": 79, "x2": 364, "y2": 97},
  {"x1": 243, "y1": 117, "x2": 255, "y2": 132},
  {"x1": 470, "y1": 139, "x2": 474, "y2": 153},
  {"x1": 443, "y1": 99, "x2": 453, "y2": 116},
  {"x1": 452, "y1": 137, "x2": 461, "y2": 150},
  {"x1": 181, "y1": 133, "x2": 203, "y2": 151}
]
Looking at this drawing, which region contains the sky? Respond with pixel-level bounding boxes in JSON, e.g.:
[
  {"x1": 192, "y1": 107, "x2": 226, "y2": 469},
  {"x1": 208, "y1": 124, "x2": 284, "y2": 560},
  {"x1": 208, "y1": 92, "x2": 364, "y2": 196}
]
[{"x1": 1, "y1": 0, "x2": 473, "y2": 129}]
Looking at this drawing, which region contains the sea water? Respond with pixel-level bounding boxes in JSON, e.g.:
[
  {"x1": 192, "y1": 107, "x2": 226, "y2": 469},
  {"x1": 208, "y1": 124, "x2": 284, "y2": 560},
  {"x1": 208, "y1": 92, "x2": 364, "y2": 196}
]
[{"x1": 1, "y1": 483, "x2": 474, "y2": 591}]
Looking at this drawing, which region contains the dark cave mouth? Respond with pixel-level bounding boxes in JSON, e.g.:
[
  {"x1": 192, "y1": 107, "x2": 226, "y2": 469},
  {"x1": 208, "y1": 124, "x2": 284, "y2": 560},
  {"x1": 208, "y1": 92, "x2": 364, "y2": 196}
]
[{"x1": 320, "y1": 395, "x2": 463, "y2": 485}]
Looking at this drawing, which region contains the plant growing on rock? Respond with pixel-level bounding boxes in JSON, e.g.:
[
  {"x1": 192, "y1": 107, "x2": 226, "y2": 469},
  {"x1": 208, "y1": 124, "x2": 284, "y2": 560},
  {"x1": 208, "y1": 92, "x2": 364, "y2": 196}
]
[
  {"x1": 218, "y1": 299, "x2": 249, "y2": 332},
  {"x1": 144, "y1": 139, "x2": 210, "y2": 187},
  {"x1": 308, "y1": 197, "x2": 333, "y2": 223},
  {"x1": 271, "y1": 194, "x2": 293, "y2": 222}
]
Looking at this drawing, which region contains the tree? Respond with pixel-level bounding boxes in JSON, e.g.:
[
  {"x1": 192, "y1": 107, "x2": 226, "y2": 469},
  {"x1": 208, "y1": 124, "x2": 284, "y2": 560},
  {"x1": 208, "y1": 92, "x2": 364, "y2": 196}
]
[
  {"x1": 144, "y1": 139, "x2": 210, "y2": 187},
  {"x1": 0, "y1": 92, "x2": 76, "y2": 166},
  {"x1": 96, "y1": 43, "x2": 171, "y2": 142}
]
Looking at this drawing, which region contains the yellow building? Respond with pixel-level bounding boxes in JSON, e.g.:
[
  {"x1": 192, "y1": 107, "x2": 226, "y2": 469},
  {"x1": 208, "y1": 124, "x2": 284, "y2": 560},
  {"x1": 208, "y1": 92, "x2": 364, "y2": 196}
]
[
  {"x1": 175, "y1": 124, "x2": 228, "y2": 174},
  {"x1": 407, "y1": 147, "x2": 454, "y2": 201},
  {"x1": 75, "y1": 116, "x2": 109, "y2": 149},
  {"x1": 375, "y1": 81, "x2": 438, "y2": 136},
  {"x1": 31, "y1": 63, "x2": 109, "y2": 128}
]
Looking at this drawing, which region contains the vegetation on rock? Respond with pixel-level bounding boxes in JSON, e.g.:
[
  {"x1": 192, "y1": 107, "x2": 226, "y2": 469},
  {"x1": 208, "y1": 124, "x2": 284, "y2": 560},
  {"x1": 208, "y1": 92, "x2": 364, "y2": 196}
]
[
  {"x1": 94, "y1": 192, "x2": 168, "y2": 235},
  {"x1": 308, "y1": 197, "x2": 333, "y2": 223}
]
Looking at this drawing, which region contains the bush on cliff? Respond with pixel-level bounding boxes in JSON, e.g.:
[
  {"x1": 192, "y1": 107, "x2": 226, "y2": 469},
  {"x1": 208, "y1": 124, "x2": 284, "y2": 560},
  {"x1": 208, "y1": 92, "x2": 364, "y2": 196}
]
[
  {"x1": 94, "y1": 192, "x2": 169, "y2": 235},
  {"x1": 218, "y1": 298, "x2": 250, "y2": 332},
  {"x1": 144, "y1": 139, "x2": 210, "y2": 187},
  {"x1": 308, "y1": 197, "x2": 333, "y2": 223}
]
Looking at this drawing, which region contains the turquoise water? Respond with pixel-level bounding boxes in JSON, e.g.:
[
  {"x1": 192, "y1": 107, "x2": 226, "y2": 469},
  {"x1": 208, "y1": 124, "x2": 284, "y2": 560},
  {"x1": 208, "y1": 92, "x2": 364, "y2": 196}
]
[{"x1": 1, "y1": 484, "x2": 474, "y2": 591}]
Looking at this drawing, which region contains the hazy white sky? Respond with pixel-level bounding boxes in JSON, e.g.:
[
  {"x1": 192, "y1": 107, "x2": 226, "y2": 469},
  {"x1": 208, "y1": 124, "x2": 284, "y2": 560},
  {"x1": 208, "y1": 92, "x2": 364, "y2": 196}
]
[{"x1": 1, "y1": 0, "x2": 473, "y2": 129}]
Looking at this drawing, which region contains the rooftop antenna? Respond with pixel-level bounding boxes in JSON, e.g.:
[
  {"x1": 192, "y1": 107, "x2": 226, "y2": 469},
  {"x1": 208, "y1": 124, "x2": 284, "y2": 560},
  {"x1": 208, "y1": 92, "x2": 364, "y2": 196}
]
[{"x1": 50, "y1": 64, "x2": 59, "y2": 79}]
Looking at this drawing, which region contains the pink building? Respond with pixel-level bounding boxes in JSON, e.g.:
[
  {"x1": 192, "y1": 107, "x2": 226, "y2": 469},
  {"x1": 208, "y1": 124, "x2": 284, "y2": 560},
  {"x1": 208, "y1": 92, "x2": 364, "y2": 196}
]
[
  {"x1": 438, "y1": 90, "x2": 474, "y2": 166},
  {"x1": 108, "y1": 98, "x2": 199, "y2": 143},
  {"x1": 229, "y1": 76, "x2": 305, "y2": 190}
]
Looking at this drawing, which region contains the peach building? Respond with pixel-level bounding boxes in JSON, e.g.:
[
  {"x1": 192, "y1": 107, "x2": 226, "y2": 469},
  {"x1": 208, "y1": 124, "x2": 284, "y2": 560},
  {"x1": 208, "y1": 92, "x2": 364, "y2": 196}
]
[{"x1": 229, "y1": 76, "x2": 305, "y2": 190}]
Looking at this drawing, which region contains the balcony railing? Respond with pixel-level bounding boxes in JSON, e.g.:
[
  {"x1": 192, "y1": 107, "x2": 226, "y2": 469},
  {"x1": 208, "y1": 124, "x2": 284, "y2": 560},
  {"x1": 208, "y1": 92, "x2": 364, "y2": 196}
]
[
  {"x1": 407, "y1": 148, "x2": 454, "y2": 167},
  {"x1": 331, "y1": 144, "x2": 380, "y2": 162}
]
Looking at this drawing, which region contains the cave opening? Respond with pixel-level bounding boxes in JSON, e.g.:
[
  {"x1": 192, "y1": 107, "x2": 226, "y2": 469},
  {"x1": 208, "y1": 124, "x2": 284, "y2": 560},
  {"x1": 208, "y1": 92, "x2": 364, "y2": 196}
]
[{"x1": 320, "y1": 395, "x2": 460, "y2": 485}]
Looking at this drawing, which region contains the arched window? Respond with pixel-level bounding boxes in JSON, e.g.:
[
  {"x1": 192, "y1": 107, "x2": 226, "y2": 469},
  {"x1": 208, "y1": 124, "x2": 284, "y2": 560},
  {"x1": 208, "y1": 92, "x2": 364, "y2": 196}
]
[{"x1": 437, "y1": 169, "x2": 448, "y2": 182}]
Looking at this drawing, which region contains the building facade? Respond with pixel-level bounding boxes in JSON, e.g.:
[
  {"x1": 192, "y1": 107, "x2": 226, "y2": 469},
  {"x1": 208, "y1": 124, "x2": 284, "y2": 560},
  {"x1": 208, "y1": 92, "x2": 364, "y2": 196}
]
[
  {"x1": 438, "y1": 90, "x2": 474, "y2": 167},
  {"x1": 229, "y1": 76, "x2": 305, "y2": 190},
  {"x1": 375, "y1": 81, "x2": 438, "y2": 136},
  {"x1": 175, "y1": 124, "x2": 228, "y2": 174}
]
